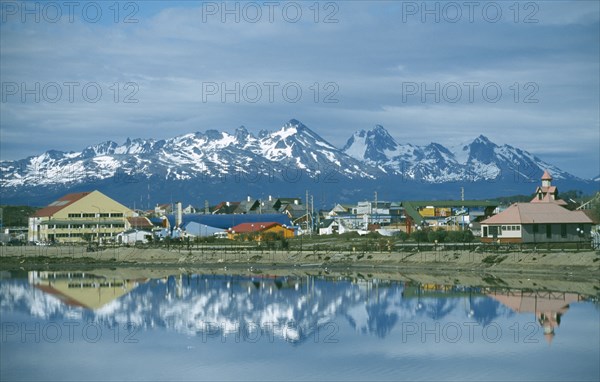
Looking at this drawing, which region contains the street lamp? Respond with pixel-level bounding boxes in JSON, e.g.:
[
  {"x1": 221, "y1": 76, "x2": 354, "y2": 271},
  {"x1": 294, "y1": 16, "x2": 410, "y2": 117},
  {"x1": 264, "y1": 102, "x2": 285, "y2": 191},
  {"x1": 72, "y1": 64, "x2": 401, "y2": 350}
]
[
  {"x1": 92, "y1": 205, "x2": 101, "y2": 246},
  {"x1": 415, "y1": 225, "x2": 422, "y2": 251},
  {"x1": 576, "y1": 227, "x2": 584, "y2": 250}
]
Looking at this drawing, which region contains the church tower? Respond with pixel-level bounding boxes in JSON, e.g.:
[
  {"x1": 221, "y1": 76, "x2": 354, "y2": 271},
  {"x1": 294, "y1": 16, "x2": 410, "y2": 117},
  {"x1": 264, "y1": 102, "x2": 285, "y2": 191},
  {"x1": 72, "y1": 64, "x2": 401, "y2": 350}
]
[
  {"x1": 531, "y1": 169, "x2": 565, "y2": 205},
  {"x1": 541, "y1": 169, "x2": 552, "y2": 188}
]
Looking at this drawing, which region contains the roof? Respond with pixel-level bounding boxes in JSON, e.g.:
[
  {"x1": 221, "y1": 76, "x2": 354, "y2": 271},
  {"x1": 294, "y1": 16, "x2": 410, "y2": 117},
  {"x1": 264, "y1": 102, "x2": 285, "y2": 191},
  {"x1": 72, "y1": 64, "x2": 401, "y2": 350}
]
[
  {"x1": 487, "y1": 291, "x2": 577, "y2": 314},
  {"x1": 582, "y1": 209, "x2": 600, "y2": 224},
  {"x1": 481, "y1": 203, "x2": 593, "y2": 225},
  {"x1": 530, "y1": 191, "x2": 567, "y2": 205},
  {"x1": 535, "y1": 185, "x2": 557, "y2": 194},
  {"x1": 277, "y1": 198, "x2": 301, "y2": 204},
  {"x1": 234, "y1": 199, "x2": 260, "y2": 214},
  {"x1": 33, "y1": 192, "x2": 92, "y2": 217},
  {"x1": 541, "y1": 169, "x2": 553, "y2": 180},
  {"x1": 403, "y1": 200, "x2": 499, "y2": 208},
  {"x1": 320, "y1": 219, "x2": 336, "y2": 227},
  {"x1": 228, "y1": 222, "x2": 286, "y2": 233},
  {"x1": 212, "y1": 201, "x2": 240, "y2": 214},
  {"x1": 150, "y1": 213, "x2": 292, "y2": 229},
  {"x1": 127, "y1": 216, "x2": 154, "y2": 228}
]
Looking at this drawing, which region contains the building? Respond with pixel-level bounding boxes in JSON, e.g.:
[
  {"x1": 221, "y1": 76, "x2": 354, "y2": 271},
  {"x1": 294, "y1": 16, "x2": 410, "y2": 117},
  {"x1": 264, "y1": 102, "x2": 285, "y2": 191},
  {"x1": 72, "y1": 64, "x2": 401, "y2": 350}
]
[
  {"x1": 184, "y1": 222, "x2": 224, "y2": 237},
  {"x1": 116, "y1": 229, "x2": 153, "y2": 244},
  {"x1": 28, "y1": 191, "x2": 136, "y2": 243},
  {"x1": 227, "y1": 222, "x2": 294, "y2": 241},
  {"x1": 402, "y1": 200, "x2": 498, "y2": 232},
  {"x1": 318, "y1": 219, "x2": 340, "y2": 235},
  {"x1": 531, "y1": 170, "x2": 566, "y2": 205},
  {"x1": 234, "y1": 197, "x2": 260, "y2": 214},
  {"x1": 481, "y1": 171, "x2": 593, "y2": 244},
  {"x1": 127, "y1": 216, "x2": 154, "y2": 230},
  {"x1": 154, "y1": 203, "x2": 173, "y2": 215},
  {"x1": 480, "y1": 203, "x2": 593, "y2": 244},
  {"x1": 212, "y1": 201, "x2": 241, "y2": 214}
]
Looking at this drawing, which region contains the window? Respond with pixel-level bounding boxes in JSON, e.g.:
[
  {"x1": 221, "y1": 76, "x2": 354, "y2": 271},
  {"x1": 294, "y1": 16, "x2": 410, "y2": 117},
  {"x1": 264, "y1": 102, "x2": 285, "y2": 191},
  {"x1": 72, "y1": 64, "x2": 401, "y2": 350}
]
[
  {"x1": 68, "y1": 213, "x2": 81, "y2": 218},
  {"x1": 561, "y1": 224, "x2": 567, "y2": 238},
  {"x1": 99, "y1": 213, "x2": 110, "y2": 218},
  {"x1": 516, "y1": 226, "x2": 521, "y2": 231},
  {"x1": 483, "y1": 226, "x2": 488, "y2": 237},
  {"x1": 546, "y1": 224, "x2": 552, "y2": 239},
  {"x1": 82, "y1": 213, "x2": 95, "y2": 218},
  {"x1": 110, "y1": 213, "x2": 123, "y2": 217}
]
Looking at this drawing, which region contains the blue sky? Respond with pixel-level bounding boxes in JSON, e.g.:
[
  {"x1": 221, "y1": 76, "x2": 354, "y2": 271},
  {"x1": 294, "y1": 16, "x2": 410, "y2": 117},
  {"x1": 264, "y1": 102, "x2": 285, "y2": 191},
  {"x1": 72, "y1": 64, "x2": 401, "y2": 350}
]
[{"x1": 1, "y1": 1, "x2": 599, "y2": 178}]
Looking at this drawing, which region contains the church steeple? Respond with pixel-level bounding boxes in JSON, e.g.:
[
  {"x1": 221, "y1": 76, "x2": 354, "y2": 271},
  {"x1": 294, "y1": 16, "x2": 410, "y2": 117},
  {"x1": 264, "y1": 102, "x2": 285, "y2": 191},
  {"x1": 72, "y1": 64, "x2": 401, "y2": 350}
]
[
  {"x1": 541, "y1": 169, "x2": 552, "y2": 188},
  {"x1": 531, "y1": 169, "x2": 565, "y2": 205}
]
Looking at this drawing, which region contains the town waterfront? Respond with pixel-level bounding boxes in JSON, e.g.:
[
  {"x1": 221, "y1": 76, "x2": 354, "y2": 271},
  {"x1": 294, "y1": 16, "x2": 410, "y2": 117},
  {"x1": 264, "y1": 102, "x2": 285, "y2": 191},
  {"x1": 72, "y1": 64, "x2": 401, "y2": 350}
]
[{"x1": 1, "y1": 268, "x2": 598, "y2": 381}]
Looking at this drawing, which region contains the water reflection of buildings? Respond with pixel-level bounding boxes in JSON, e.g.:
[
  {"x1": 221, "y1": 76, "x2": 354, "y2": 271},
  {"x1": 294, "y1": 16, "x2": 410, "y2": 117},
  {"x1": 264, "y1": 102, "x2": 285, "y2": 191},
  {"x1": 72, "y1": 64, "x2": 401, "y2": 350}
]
[
  {"x1": 17, "y1": 273, "x2": 591, "y2": 345},
  {"x1": 486, "y1": 289, "x2": 584, "y2": 344},
  {"x1": 28, "y1": 271, "x2": 147, "y2": 310},
  {"x1": 403, "y1": 282, "x2": 587, "y2": 343}
]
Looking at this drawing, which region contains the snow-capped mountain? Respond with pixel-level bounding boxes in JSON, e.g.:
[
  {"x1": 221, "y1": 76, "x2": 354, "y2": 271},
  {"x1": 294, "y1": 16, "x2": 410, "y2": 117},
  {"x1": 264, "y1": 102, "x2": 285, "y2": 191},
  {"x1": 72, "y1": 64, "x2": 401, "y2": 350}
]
[
  {"x1": 343, "y1": 126, "x2": 575, "y2": 183},
  {"x1": 0, "y1": 120, "x2": 592, "y2": 205},
  {"x1": 1, "y1": 119, "x2": 374, "y2": 188}
]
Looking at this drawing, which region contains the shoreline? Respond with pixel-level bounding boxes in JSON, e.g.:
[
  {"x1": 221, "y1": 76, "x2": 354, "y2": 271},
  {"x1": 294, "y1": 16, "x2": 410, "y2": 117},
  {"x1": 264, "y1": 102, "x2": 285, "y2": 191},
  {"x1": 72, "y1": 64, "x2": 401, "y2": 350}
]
[{"x1": 2, "y1": 246, "x2": 599, "y2": 280}]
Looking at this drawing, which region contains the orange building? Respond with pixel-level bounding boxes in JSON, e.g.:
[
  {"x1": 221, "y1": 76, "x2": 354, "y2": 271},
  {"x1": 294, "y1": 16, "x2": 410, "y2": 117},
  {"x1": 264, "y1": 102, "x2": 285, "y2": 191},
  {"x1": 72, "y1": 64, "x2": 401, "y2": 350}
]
[{"x1": 227, "y1": 222, "x2": 295, "y2": 241}]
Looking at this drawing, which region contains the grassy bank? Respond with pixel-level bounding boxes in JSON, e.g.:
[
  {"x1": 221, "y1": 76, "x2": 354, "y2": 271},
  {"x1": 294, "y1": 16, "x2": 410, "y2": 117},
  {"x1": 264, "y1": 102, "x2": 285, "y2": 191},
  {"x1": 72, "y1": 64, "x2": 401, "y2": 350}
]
[{"x1": 1, "y1": 245, "x2": 598, "y2": 279}]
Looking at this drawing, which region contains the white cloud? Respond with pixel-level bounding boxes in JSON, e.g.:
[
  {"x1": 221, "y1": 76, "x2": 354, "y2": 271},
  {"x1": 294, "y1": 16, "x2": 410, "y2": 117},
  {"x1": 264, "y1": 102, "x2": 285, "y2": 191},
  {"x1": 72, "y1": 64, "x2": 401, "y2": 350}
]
[{"x1": 0, "y1": 1, "x2": 598, "y2": 178}]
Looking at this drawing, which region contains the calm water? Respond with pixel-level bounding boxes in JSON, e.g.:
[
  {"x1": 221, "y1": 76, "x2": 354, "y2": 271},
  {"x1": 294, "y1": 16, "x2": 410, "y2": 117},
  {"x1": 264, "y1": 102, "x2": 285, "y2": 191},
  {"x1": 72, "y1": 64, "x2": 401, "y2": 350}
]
[{"x1": 1, "y1": 269, "x2": 598, "y2": 381}]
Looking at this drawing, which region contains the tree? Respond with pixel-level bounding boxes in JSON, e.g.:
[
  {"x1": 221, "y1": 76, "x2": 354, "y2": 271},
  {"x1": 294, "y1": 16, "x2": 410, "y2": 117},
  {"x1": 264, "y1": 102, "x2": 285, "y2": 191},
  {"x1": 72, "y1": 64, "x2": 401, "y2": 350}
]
[
  {"x1": 591, "y1": 197, "x2": 600, "y2": 224},
  {"x1": 411, "y1": 230, "x2": 428, "y2": 243},
  {"x1": 559, "y1": 189, "x2": 583, "y2": 202},
  {"x1": 395, "y1": 231, "x2": 409, "y2": 242},
  {"x1": 0, "y1": 205, "x2": 39, "y2": 227}
]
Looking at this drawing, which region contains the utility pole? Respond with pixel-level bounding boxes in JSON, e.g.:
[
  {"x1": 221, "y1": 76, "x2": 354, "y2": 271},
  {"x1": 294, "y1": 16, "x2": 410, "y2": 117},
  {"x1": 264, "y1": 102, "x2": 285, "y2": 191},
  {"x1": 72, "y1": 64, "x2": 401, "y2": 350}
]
[
  {"x1": 374, "y1": 191, "x2": 378, "y2": 227},
  {"x1": 461, "y1": 186, "x2": 465, "y2": 230},
  {"x1": 305, "y1": 190, "x2": 309, "y2": 236},
  {"x1": 310, "y1": 194, "x2": 314, "y2": 237}
]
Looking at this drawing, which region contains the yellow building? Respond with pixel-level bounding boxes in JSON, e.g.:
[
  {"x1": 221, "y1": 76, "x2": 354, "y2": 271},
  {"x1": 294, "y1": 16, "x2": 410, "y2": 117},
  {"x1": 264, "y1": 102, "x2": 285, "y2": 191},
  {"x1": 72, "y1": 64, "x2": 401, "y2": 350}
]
[
  {"x1": 29, "y1": 271, "x2": 146, "y2": 310},
  {"x1": 28, "y1": 190, "x2": 136, "y2": 244}
]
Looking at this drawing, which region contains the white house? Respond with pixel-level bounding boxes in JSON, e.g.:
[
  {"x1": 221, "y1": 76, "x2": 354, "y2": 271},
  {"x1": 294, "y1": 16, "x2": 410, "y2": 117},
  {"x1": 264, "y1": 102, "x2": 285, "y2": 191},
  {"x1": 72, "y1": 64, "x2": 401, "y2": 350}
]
[{"x1": 116, "y1": 229, "x2": 152, "y2": 244}]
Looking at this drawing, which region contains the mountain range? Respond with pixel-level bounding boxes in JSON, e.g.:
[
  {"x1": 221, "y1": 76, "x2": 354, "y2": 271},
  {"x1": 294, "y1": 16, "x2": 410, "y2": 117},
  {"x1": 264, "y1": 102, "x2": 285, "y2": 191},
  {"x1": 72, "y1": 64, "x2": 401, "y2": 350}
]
[{"x1": 0, "y1": 119, "x2": 595, "y2": 206}]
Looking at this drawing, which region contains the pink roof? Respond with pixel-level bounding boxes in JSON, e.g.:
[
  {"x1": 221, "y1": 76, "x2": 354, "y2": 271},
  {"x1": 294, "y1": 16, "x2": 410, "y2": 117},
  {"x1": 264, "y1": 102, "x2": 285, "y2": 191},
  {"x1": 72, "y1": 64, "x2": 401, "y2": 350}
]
[
  {"x1": 482, "y1": 203, "x2": 593, "y2": 224},
  {"x1": 541, "y1": 169, "x2": 553, "y2": 180},
  {"x1": 228, "y1": 222, "x2": 282, "y2": 233},
  {"x1": 487, "y1": 292, "x2": 579, "y2": 314},
  {"x1": 530, "y1": 191, "x2": 567, "y2": 205},
  {"x1": 34, "y1": 192, "x2": 92, "y2": 217}
]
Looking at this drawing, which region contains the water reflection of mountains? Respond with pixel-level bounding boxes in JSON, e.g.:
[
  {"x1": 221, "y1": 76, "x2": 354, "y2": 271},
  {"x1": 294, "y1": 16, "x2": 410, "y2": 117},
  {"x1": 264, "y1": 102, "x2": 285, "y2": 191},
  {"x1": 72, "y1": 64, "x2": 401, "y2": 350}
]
[{"x1": 0, "y1": 271, "x2": 589, "y2": 343}]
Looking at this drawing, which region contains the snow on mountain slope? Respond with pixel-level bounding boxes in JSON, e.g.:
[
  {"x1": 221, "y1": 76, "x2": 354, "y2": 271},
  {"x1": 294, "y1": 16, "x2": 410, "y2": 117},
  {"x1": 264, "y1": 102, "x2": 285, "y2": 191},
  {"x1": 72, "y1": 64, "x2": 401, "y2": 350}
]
[
  {"x1": 343, "y1": 126, "x2": 577, "y2": 183},
  {"x1": 0, "y1": 120, "x2": 586, "y2": 201}
]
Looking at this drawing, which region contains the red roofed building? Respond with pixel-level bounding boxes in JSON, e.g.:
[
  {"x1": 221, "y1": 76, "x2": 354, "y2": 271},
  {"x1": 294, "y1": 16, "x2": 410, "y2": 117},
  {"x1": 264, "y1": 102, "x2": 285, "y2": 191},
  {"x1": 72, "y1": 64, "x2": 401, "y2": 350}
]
[
  {"x1": 227, "y1": 222, "x2": 294, "y2": 241},
  {"x1": 481, "y1": 202, "x2": 593, "y2": 243},
  {"x1": 127, "y1": 216, "x2": 154, "y2": 230},
  {"x1": 28, "y1": 190, "x2": 135, "y2": 244},
  {"x1": 481, "y1": 170, "x2": 593, "y2": 244}
]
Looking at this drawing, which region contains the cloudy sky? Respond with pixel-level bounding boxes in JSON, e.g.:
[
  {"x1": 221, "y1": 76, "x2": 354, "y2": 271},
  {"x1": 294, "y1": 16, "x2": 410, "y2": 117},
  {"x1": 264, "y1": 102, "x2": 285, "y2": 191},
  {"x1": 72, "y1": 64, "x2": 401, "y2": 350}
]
[{"x1": 1, "y1": 1, "x2": 598, "y2": 178}]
